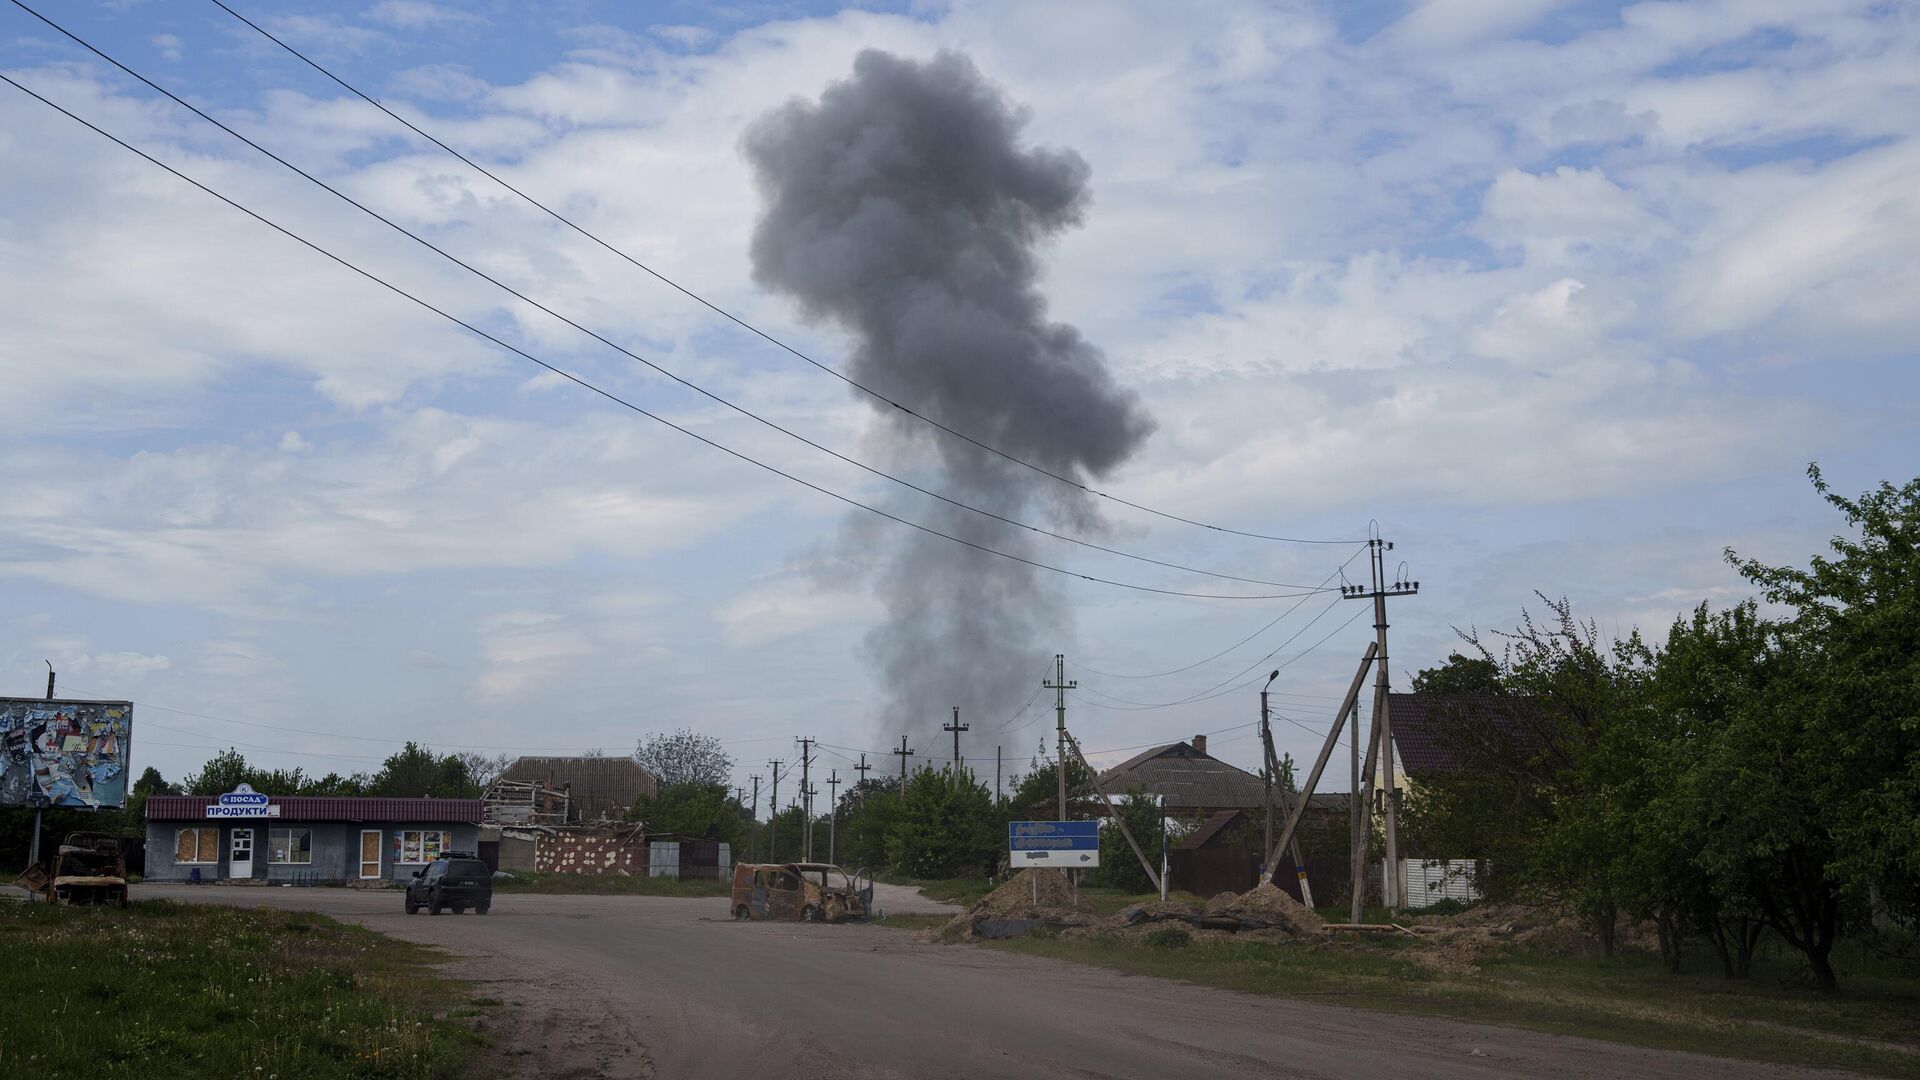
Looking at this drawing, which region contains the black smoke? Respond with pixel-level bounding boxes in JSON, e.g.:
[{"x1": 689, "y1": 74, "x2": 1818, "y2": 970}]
[{"x1": 745, "y1": 50, "x2": 1153, "y2": 759}]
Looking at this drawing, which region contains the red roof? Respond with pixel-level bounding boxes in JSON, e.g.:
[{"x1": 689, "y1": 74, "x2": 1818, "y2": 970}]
[{"x1": 146, "y1": 795, "x2": 482, "y2": 823}]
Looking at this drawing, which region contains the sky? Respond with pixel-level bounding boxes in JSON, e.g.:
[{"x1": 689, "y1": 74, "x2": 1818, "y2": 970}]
[{"x1": 2, "y1": 0, "x2": 1915, "y2": 806}]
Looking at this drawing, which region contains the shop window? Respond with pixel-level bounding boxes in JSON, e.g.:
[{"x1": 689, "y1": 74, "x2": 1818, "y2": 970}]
[
  {"x1": 175, "y1": 827, "x2": 220, "y2": 864},
  {"x1": 269, "y1": 828, "x2": 313, "y2": 864},
  {"x1": 394, "y1": 830, "x2": 450, "y2": 864}
]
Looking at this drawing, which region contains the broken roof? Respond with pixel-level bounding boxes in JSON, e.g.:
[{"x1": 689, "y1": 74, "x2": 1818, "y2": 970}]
[
  {"x1": 494, "y1": 756, "x2": 658, "y2": 822},
  {"x1": 1095, "y1": 741, "x2": 1266, "y2": 811}
]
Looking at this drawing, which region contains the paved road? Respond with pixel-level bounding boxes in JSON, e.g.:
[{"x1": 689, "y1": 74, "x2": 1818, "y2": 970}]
[{"x1": 138, "y1": 884, "x2": 1844, "y2": 1080}]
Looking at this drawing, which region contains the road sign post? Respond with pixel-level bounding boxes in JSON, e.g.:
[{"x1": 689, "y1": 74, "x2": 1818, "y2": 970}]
[{"x1": 1008, "y1": 821, "x2": 1100, "y2": 869}]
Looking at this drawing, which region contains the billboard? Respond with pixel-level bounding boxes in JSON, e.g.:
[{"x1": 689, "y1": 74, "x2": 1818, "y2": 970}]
[{"x1": 0, "y1": 698, "x2": 134, "y2": 810}]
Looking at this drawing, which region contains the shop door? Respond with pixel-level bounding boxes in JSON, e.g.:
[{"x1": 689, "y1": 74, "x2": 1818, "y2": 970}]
[
  {"x1": 359, "y1": 830, "x2": 382, "y2": 879},
  {"x1": 229, "y1": 828, "x2": 254, "y2": 879}
]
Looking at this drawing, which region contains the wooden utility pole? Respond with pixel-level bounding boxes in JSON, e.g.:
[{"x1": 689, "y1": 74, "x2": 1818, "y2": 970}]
[
  {"x1": 1260, "y1": 712, "x2": 1315, "y2": 907},
  {"x1": 749, "y1": 774, "x2": 761, "y2": 823},
  {"x1": 1343, "y1": 540, "x2": 1418, "y2": 911},
  {"x1": 1065, "y1": 731, "x2": 1161, "y2": 894},
  {"x1": 995, "y1": 745, "x2": 1002, "y2": 803},
  {"x1": 893, "y1": 736, "x2": 914, "y2": 782},
  {"x1": 1043, "y1": 654, "x2": 1076, "y2": 820},
  {"x1": 853, "y1": 753, "x2": 872, "y2": 794},
  {"x1": 944, "y1": 707, "x2": 969, "y2": 786}
]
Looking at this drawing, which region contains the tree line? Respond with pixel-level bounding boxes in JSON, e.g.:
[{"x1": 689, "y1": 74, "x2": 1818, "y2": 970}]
[{"x1": 1404, "y1": 468, "x2": 1918, "y2": 993}]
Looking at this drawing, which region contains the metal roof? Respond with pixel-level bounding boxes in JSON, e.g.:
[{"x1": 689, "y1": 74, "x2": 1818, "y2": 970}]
[
  {"x1": 146, "y1": 795, "x2": 483, "y2": 823},
  {"x1": 1095, "y1": 741, "x2": 1266, "y2": 811},
  {"x1": 1386, "y1": 693, "x2": 1545, "y2": 777},
  {"x1": 495, "y1": 756, "x2": 658, "y2": 821}
]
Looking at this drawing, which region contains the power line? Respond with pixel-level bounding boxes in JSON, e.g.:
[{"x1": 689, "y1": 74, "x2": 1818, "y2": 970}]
[
  {"x1": 210, "y1": 0, "x2": 1363, "y2": 549},
  {"x1": 1068, "y1": 602, "x2": 1368, "y2": 711},
  {"x1": 3, "y1": 2, "x2": 1348, "y2": 597},
  {"x1": 1070, "y1": 545, "x2": 1366, "y2": 681},
  {"x1": 0, "y1": 70, "x2": 1326, "y2": 603}
]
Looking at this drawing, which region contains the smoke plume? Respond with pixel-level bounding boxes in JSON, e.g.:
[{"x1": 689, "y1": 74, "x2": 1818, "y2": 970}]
[{"x1": 745, "y1": 50, "x2": 1152, "y2": 763}]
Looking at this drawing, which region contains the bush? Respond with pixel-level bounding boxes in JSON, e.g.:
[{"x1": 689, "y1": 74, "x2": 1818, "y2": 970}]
[{"x1": 1145, "y1": 927, "x2": 1192, "y2": 948}]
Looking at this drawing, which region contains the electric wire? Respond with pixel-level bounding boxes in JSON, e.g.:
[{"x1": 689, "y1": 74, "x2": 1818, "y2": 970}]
[
  {"x1": 5, "y1": 2, "x2": 1342, "y2": 596},
  {"x1": 209, "y1": 0, "x2": 1364, "y2": 548},
  {"x1": 0, "y1": 70, "x2": 1324, "y2": 603},
  {"x1": 1069, "y1": 603, "x2": 1368, "y2": 711}
]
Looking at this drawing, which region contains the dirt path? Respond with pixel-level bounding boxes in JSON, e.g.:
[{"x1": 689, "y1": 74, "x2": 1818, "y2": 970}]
[{"x1": 137, "y1": 884, "x2": 1849, "y2": 1080}]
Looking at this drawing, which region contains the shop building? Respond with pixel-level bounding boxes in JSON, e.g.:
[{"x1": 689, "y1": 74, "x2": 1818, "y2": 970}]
[{"x1": 143, "y1": 785, "x2": 483, "y2": 885}]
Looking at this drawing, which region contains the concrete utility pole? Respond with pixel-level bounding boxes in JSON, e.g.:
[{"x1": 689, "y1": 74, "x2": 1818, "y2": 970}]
[
  {"x1": 1342, "y1": 536, "x2": 1419, "y2": 911},
  {"x1": 1261, "y1": 670, "x2": 1279, "y2": 871},
  {"x1": 944, "y1": 707, "x2": 969, "y2": 786},
  {"x1": 995, "y1": 745, "x2": 1002, "y2": 803},
  {"x1": 749, "y1": 775, "x2": 761, "y2": 824},
  {"x1": 1258, "y1": 644, "x2": 1375, "y2": 911},
  {"x1": 1258, "y1": 672, "x2": 1315, "y2": 906},
  {"x1": 854, "y1": 753, "x2": 872, "y2": 789},
  {"x1": 796, "y1": 737, "x2": 815, "y2": 861},
  {"x1": 893, "y1": 736, "x2": 914, "y2": 782},
  {"x1": 1043, "y1": 654, "x2": 1076, "y2": 820},
  {"x1": 826, "y1": 771, "x2": 840, "y2": 866}
]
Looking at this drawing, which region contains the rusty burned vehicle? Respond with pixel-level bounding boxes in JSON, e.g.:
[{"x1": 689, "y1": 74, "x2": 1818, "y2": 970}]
[
  {"x1": 731, "y1": 862, "x2": 874, "y2": 923},
  {"x1": 51, "y1": 832, "x2": 129, "y2": 906}
]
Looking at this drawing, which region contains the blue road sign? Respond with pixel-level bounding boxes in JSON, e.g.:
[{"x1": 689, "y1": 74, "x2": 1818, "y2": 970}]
[{"x1": 1008, "y1": 820, "x2": 1100, "y2": 867}]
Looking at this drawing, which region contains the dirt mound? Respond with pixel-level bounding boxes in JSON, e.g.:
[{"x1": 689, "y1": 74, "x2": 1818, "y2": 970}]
[
  {"x1": 1206, "y1": 883, "x2": 1327, "y2": 934},
  {"x1": 924, "y1": 869, "x2": 1093, "y2": 943}
]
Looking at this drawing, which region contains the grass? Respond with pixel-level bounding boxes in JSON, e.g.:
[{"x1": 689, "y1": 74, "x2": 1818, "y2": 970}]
[
  {"x1": 488, "y1": 871, "x2": 728, "y2": 897},
  {"x1": 0, "y1": 897, "x2": 484, "y2": 1079},
  {"x1": 987, "y1": 928, "x2": 1920, "y2": 1077}
]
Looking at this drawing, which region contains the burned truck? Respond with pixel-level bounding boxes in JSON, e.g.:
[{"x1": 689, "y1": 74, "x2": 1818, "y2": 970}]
[
  {"x1": 51, "y1": 832, "x2": 129, "y2": 906},
  {"x1": 730, "y1": 862, "x2": 873, "y2": 923}
]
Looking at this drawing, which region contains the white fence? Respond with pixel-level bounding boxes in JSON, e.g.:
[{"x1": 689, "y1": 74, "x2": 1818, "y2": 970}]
[{"x1": 1399, "y1": 858, "x2": 1484, "y2": 909}]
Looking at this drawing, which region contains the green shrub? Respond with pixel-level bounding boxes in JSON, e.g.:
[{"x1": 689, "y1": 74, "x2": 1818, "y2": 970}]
[{"x1": 1145, "y1": 927, "x2": 1192, "y2": 948}]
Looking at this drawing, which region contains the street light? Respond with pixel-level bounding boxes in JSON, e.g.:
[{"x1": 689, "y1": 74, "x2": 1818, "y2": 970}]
[{"x1": 1261, "y1": 669, "x2": 1279, "y2": 875}]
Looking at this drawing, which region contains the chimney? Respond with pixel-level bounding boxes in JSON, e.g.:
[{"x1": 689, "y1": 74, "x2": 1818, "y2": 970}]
[{"x1": 1192, "y1": 734, "x2": 1208, "y2": 756}]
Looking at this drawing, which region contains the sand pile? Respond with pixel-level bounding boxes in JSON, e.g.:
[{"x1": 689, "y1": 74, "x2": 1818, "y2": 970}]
[
  {"x1": 1204, "y1": 883, "x2": 1328, "y2": 935},
  {"x1": 925, "y1": 869, "x2": 1093, "y2": 943}
]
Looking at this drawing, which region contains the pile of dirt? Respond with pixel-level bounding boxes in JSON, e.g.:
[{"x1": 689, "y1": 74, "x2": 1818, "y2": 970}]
[
  {"x1": 1203, "y1": 883, "x2": 1328, "y2": 935},
  {"x1": 924, "y1": 869, "x2": 1093, "y2": 943}
]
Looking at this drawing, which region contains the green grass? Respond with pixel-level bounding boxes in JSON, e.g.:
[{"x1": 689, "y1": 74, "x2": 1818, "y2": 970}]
[
  {"x1": 488, "y1": 871, "x2": 728, "y2": 897},
  {"x1": 872, "y1": 913, "x2": 950, "y2": 933},
  {"x1": 0, "y1": 898, "x2": 484, "y2": 1079},
  {"x1": 877, "y1": 875, "x2": 995, "y2": 907},
  {"x1": 987, "y1": 930, "x2": 1920, "y2": 1077}
]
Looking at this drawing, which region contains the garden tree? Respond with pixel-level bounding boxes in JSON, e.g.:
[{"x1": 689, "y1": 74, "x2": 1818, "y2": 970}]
[
  {"x1": 368, "y1": 742, "x2": 474, "y2": 798},
  {"x1": 1096, "y1": 788, "x2": 1164, "y2": 892},
  {"x1": 451, "y1": 751, "x2": 513, "y2": 794},
  {"x1": 1409, "y1": 653, "x2": 1503, "y2": 695},
  {"x1": 132, "y1": 767, "x2": 177, "y2": 797},
  {"x1": 1642, "y1": 602, "x2": 1776, "y2": 979},
  {"x1": 184, "y1": 748, "x2": 253, "y2": 795},
  {"x1": 1728, "y1": 466, "x2": 1920, "y2": 934},
  {"x1": 301, "y1": 772, "x2": 371, "y2": 796},
  {"x1": 630, "y1": 781, "x2": 749, "y2": 847},
  {"x1": 833, "y1": 776, "x2": 901, "y2": 871},
  {"x1": 1003, "y1": 744, "x2": 1096, "y2": 821},
  {"x1": 633, "y1": 729, "x2": 733, "y2": 787},
  {"x1": 887, "y1": 767, "x2": 1000, "y2": 878},
  {"x1": 763, "y1": 804, "x2": 809, "y2": 863}
]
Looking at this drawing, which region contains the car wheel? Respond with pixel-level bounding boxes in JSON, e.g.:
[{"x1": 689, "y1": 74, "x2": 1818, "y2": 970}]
[
  {"x1": 405, "y1": 898, "x2": 418, "y2": 914},
  {"x1": 733, "y1": 905, "x2": 751, "y2": 921},
  {"x1": 801, "y1": 904, "x2": 823, "y2": 923},
  {"x1": 428, "y1": 893, "x2": 443, "y2": 916},
  {"x1": 475, "y1": 904, "x2": 489, "y2": 915}
]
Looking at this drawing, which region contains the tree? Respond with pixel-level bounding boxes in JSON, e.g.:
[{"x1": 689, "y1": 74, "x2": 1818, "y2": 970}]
[
  {"x1": 183, "y1": 749, "x2": 253, "y2": 795},
  {"x1": 634, "y1": 729, "x2": 733, "y2": 787},
  {"x1": 452, "y1": 752, "x2": 513, "y2": 794},
  {"x1": 887, "y1": 767, "x2": 999, "y2": 878},
  {"x1": 1097, "y1": 788, "x2": 1163, "y2": 892},
  {"x1": 631, "y1": 781, "x2": 748, "y2": 846},
  {"x1": 1411, "y1": 653, "x2": 1503, "y2": 695}
]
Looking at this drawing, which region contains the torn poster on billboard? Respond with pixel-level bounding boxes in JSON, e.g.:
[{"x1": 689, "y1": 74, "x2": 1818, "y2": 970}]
[{"x1": 0, "y1": 698, "x2": 134, "y2": 810}]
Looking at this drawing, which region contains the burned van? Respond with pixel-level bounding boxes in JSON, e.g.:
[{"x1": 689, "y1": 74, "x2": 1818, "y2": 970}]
[{"x1": 730, "y1": 862, "x2": 873, "y2": 923}]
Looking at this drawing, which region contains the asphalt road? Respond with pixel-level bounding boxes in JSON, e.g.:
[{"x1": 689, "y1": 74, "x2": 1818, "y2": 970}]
[{"x1": 136, "y1": 883, "x2": 1845, "y2": 1080}]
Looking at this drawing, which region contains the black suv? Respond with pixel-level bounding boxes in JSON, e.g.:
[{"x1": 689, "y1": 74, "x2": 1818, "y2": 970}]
[{"x1": 404, "y1": 853, "x2": 492, "y2": 915}]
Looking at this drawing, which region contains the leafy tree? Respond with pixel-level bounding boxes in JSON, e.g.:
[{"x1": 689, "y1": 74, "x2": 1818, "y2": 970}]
[
  {"x1": 834, "y1": 776, "x2": 901, "y2": 871},
  {"x1": 886, "y1": 767, "x2": 1000, "y2": 878},
  {"x1": 1003, "y1": 743, "x2": 1096, "y2": 821},
  {"x1": 1411, "y1": 653, "x2": 1503, "y2": 695},
  {"x1": 631, "y1": 781, "x2": 749, "y2": 847},
  {"x1": 452, "y1": 752, "x2": 514, "y2": 793},
  {"x1": 183, "y1": 749, "x2": 253, "y2": 795},
  {"x1": 1096, "y1": 788, "x2": 1164, "y2": 892},
  {"x1": 634, "y1": 729, "x2": 733, "y2": 787}
]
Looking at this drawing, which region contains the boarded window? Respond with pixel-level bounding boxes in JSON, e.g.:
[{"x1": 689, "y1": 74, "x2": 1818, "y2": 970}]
[
  {"x1": 269, "y1": 828, "x2": 312, "y2": 864},
  {"x1": 175, "y1": 827, "x2": 219, "y2": 864}
]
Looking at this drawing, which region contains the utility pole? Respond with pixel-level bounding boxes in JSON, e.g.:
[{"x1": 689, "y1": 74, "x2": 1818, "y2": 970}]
[
  {"x1": 995, "y1": 745, "x2": 1002, "y2": 804},
  {"x1": 796, "y1": 737, "x2": 815, "y2": 861},
  {"x1": 1043, "y1": 654, "x2": 1076, "y2": 820},
  {"x1": 767, "y1": 759, "x2": 781, "y2": 862},
  {"x1": 1343, "y1": 536, "x2": 1419, "y2": 911},
  {"x1": 826, "y1": 771, "x2": 840, "y2": 866},
  {"x1": 1261, "y1": 670, "x2": 1278, "y2": 873},
  {"x1": 749, "y1": 774, "x2": 761, "y2": 825},
  {"x1": 854, "y1": 753, "x2": 872, "y2": 791},
  {"x1": 943, "y1": 707, "x2": 968, "y2": 786},
  {"x1": 893, "y1": 736, "x2": 914, "y2": 782}
]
